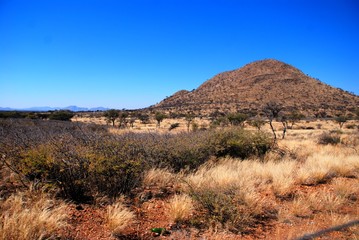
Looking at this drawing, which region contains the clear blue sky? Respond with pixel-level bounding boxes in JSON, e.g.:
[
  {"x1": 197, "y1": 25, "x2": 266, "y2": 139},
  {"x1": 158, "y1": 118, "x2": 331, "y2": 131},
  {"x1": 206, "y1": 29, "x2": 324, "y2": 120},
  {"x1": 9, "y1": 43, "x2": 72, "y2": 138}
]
[{"x1": 1, "y1": 0, "x2": 358, "y2": 109}]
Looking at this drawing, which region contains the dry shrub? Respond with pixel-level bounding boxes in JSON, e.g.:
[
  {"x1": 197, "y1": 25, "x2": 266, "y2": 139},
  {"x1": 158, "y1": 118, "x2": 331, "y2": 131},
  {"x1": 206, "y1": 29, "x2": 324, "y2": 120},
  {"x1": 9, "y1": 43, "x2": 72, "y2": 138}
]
[
  {"x1": 1, "y1": 119, "x2": 271, "y2": 201},
  {"x1": 0, "y1": 191, "x2": 67, "y2": 240},
  {"x1": 107, "y1": 200, "x2": 135, "y2": 235},
  {"x1": 167, "y1": 194, "x2": 194, "y2": 222},
  {"x1": 318, "y1": 132, "x2": 341, "y2": 145}
]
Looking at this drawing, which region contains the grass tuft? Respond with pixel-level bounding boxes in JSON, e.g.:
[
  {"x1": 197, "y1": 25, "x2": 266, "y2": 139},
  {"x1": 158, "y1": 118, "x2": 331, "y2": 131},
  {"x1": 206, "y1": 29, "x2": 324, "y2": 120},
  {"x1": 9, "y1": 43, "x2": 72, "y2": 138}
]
[
  {"x1": 167, "y1": 194, "x2": 194, "y2": 222},
  {"x1": 107, "y1": 200, "x2": 135, "y2": 235},
  {"x1": 0, "y1": 191, "x2": 67, "y2": 240}
]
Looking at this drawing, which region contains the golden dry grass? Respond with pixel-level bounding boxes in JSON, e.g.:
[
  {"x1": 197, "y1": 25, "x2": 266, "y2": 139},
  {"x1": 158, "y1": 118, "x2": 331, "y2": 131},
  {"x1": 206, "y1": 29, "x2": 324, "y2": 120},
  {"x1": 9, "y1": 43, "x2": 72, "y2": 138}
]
[
  {"x1": 143, "y1": 168, "x2": 178, "y2": 189},
  {"x1": 332, "y1": 178, "x2": 359, "y2": 199},
  {"x1": 296, "y1": 151, "x2": 359, "y2": 185},
  {"x1": 167, "y1": 194, "x2": 194, "y2": 222},
  {"x1": 106, "y1": 200, "x2": 135, "y2": 235},
  {"x1": 0, "y1": 191, "x2": 67, "y2": 240}
]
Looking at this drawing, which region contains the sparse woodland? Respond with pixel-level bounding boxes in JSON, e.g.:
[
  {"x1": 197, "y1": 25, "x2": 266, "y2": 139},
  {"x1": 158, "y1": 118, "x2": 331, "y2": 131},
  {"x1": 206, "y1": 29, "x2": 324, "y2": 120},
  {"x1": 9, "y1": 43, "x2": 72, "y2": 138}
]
[{"x1": 0, "y1": 109, "x2": 358, "y2": 240}]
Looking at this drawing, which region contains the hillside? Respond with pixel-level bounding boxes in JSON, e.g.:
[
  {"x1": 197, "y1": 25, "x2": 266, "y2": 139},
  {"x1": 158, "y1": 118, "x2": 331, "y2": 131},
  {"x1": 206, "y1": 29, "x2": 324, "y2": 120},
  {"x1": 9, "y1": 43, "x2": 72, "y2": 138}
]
[{"x1": 152, "y1": 59, "x2": 359, "y2": 116}]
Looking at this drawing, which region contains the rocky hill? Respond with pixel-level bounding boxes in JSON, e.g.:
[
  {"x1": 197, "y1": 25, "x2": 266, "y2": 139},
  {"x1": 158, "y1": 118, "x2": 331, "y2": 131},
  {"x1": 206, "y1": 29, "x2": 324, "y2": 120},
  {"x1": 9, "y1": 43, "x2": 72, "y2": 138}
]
[{"x1": 152, "y1": 59, "x2": 359, "y2": 117}]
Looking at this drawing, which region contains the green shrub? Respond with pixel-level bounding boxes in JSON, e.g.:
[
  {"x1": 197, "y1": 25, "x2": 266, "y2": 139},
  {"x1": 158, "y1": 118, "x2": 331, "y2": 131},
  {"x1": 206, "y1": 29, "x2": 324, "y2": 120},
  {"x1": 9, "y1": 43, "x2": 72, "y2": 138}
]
[
  {"x1": 48, "y1": 110, "x2": 74, "y2": 121},
  {"x1": 213, "y1": 128, "x2": 272, "y2": 159}
]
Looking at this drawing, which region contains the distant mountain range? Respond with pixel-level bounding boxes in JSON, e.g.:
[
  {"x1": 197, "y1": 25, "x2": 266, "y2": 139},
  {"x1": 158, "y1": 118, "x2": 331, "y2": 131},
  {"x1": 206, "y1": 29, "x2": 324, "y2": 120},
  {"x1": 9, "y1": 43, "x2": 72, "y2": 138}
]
[{"x1": 0, "y1": 106, "x2": 109, "y2": 112}]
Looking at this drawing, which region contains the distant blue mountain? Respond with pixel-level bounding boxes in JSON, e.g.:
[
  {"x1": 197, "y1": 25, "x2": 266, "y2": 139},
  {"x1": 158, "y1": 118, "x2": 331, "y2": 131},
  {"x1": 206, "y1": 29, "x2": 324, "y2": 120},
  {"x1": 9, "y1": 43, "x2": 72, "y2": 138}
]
[{"x1": 0, "y1": 106, "x2": 109, "y2": 112}]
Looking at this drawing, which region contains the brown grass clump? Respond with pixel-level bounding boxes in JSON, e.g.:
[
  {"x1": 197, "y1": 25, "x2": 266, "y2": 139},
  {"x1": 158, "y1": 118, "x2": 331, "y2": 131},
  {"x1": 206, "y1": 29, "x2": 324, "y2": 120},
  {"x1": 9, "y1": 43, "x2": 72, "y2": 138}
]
[
  {"x1": 307, "y1": 190, "x2": 346, "y2": 212},
  {"x1": 288, "y1": 194, "x2": 313, "y2": 218},
  {"x1": 143, "y1": 168, "x2": 178, "y2": 189},
  {"x1": 0, "y1": 191, "x2": 67, "y2": 240},
  {"x1": 332, "y1": 178, "x2": 359, "y2": 200},
  {"x1": 106, "y1": 200, "x2": 135, "y2": 235},
  {"x1": 167, "y1": 194, "x2": 194, "y2": 222}
]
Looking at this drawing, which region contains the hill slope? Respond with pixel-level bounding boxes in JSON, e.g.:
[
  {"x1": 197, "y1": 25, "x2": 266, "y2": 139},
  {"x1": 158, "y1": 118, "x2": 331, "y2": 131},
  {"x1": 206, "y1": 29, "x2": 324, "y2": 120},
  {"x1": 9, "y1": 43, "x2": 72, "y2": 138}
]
[{"x1": 152, "y1": 59, "x2": 359, "y2": 116}]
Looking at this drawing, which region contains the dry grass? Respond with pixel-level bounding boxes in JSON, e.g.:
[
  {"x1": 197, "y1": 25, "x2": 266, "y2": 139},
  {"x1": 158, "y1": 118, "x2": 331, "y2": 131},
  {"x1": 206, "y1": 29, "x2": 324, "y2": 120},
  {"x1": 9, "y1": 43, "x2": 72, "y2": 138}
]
[
  {"x1": 143, "y1": 168, "x2": 179, "y2": 189},
  {"x1": 307, "y1": 190, "x2": 346, "y2": 212},
  {"x1": 296, "y1": 151, "x2": 359, "y2": 185},
  {"x1": 332, "y1": 178, "x2": 359, "y2": 200},
  {"x1": 167, "y1": 194, "x2": 194, "y2": 222},
  {"x1": 106, "y1": 199, "x2": 135, "y2": 235},
  {"x1": 184, "y1": 157, "x2": 297, "y2": 199},
  {"x1": 0, "y1": 191, "x2": 67, "y2": 240}
]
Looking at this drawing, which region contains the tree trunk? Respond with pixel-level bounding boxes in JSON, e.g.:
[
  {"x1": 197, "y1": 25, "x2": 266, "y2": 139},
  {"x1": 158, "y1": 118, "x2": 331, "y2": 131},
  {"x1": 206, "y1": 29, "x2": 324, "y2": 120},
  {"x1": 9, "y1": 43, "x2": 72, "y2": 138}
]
[{"x1": 269, "y1": 120, "x2": 276, "y2": 140}]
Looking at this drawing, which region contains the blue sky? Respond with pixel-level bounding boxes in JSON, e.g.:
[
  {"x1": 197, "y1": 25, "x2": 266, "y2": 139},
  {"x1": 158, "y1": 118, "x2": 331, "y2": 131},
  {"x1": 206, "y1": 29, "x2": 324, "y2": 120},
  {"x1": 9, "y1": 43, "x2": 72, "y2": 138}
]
[{"x1": 1, "y1": 0, "x2": 358, "y2": 109}]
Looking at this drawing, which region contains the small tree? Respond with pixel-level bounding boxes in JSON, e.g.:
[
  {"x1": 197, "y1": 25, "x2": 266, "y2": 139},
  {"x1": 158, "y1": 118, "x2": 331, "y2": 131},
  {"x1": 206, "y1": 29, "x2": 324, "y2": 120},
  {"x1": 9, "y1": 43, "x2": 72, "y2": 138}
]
[
  {"x1": 287, "y1": 111, "x2": 305, "y2": 129},
  {"x1": 138, "y1": 113, "x2": 150, "y2": 126},
  {"x1": 118, "y1": 111, "x2": 129, "y2": 128},
  {"x1": 155, "y1": 112, "x2": 167, "y2": 128},
  {"x1": 280, "y1": 115, "x2": 288, "y2": 139},
  {"x1": 104, "y1": 109, "x2": 119, "y2": 126},
  {"x1": 128, "y1": 117, "x2": 136, "y2": 128},
  {"x1": 335, "y1": 115, "x2": 348, "y2": 129},
  {"x1": 248, "y1": 117, "x2": 266, "y2": 131},
  {"x1": 263, "y1": 102, "x2": 283, "y2": 140},
  {"x1": 227, "y1": 113, "x2": 248, "y2": 127},
  {"x1": 185, "y1": 113, "x2": 195, "y2": 132}
]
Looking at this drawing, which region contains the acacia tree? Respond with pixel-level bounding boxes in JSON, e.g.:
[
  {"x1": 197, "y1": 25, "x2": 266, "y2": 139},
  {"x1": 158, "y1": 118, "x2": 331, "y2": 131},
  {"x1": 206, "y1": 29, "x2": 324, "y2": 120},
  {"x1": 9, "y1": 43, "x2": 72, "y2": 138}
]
[
  {"x1": 185, "y1": 113, "x2": 195, "y2": 132},
  {"x1": 263, "y1": 102, "x2": 283, "y2": 140},
  {"x1": 155, "y1": 112, "x2": 166, "y2": 128},
  {"x1": 104, "y1": 109, "x2": 119, "y2": 126},
  {"x1": 138, "y1": 113, "x2": 150, "y2": 126},
  {"x1": 335, "y1": 115, "x2": 348, "y2": 129},
  {"x1": 280, "y1": 115, "x2": 288, "y2": 139},
  {"x1": 287, "y1": 111, "x2": 305, "y2": 129},
  {"x1": 227, "y1": 113, "x2": 248, "y2": 127},
  {"x1": 118, "y1": 111, "x2": 129, "y2": 128},
  {"x1": 248, "y1": 117, "x2": 266, "y2": 131}
]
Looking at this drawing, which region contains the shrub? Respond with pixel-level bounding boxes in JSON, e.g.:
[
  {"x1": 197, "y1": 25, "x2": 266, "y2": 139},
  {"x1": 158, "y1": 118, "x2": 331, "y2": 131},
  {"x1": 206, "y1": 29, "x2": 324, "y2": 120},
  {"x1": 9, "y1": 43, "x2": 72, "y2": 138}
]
[
  {"x1": 213, "y1": 128, "x2": 272, "y2": 159},
  {"x1": 335, "y1": 115, "x2": 348, "y2": 129},
  {"x1": 48, "y1": 110, "x2": 74, "y2": 121},
  {"x1": 318, "y1": 132, "x2": 341, "y2": 145},
  {"x1": 169, "y1": 122, "x2": 180, "y2": 131},
  {"x1": 227, "y1": 113, "x2": 248, "y2": 127},
  {"x1": 0, "y1": 119, "x2": 272, "y2": 201}
]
